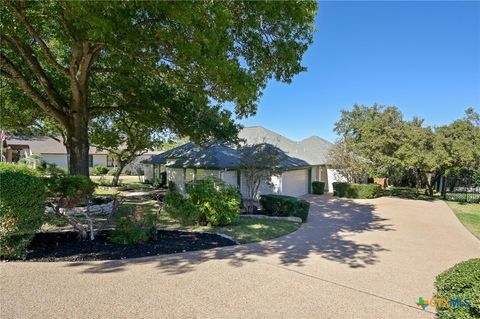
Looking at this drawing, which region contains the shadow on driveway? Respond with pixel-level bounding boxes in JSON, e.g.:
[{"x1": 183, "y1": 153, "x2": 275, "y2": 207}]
[{"x1": 67, "y1": 195, "x2": 395, "y2": 274}]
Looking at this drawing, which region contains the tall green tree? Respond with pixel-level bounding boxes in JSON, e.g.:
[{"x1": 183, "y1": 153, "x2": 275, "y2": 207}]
[
  {"x1": 395, "y1": 118, "x2": 437, "y2": 195},
  {"x1": 1, "y1": 1, "x2": 317, "y2": 176},
  {"x1": 334, "y1": 104, "x2": 405, "y2": 177},
  {"x1": 434, "y1": 110, "x2": 480, "y2": 176}
]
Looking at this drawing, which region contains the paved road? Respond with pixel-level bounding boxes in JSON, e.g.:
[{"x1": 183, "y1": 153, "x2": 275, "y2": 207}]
[{"x1": 1, "y1": 195, "x2": 479, "y2": 318}]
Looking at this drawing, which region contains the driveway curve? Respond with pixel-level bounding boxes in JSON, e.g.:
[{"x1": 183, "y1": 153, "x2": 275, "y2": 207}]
[{"x1": 1, "y1": 195, "x2": 479, "y2": 318}]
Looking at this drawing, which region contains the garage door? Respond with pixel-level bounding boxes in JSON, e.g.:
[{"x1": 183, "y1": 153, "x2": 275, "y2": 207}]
[{"x1": 282, "y1": 169, "x2": 309, "y2": 197}]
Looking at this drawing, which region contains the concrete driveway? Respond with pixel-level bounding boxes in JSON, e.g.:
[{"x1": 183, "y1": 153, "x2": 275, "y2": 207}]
[{"x1": 1, "y1": 195, "x2": 479, "y2": 318}]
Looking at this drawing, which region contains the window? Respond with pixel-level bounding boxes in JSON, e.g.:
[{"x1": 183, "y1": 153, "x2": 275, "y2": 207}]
[
  {"x1": 88, "y1": 155, "x2": 93, "y2": 167},
  {"x1": 107, "y1": 155, "x2": 115, "y2": 167}
]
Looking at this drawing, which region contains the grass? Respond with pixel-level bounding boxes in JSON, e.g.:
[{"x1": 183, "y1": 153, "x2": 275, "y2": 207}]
[
  {"x1": 118, "y1": 198, "x2": 300, "y2": 244},
  {"x1": 446, "y1": 201, "x2": 480, "y2": 239},
  {"x1": 382, "y1": 187, "x2": 440, "y2": 201},
  {"x1": 90, "y1": 175, "x2": 144, "y2": 184}
]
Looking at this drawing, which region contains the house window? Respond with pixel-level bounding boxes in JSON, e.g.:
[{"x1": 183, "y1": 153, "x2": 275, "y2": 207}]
[
  {"x1": 88, "y1": 155, "x2": 93, "y2": 167},
  {"x1": 107, "y1": 155, "x2": 115, "y2": 167}
]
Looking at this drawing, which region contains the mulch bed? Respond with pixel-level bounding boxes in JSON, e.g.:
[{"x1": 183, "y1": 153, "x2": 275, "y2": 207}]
[{"x1": 17, "y1": 230, "x2": 236, "y2": 262}]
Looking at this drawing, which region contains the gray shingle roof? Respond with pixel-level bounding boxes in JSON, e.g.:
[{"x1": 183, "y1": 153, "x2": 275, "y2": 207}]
[
  {"x1": 143, "y1": 143, "x2": 240, "y2": 169},
  {"x1": 240, "y1": 126, "x2": 333, "y2": 165},
  {"x1": 6, "y1": 136, "x2": 109, "y2": 154},
  {"x1": 143, "y1": 126, "x2": 333, "y2": 169}
]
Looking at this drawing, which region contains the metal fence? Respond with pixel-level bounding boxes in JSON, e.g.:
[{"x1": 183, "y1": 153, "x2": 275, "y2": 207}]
[{"x1": 439, "y1": 175, "x2": 480, "y2": 203}]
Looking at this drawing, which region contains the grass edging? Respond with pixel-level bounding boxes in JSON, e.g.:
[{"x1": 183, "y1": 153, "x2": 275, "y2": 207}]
[
  {"x1": 240, "y1": 214, "x2": 302, "y2": 223},
  {"x1": 157, "y1": 227, "x2": 240, "y2": 245}
]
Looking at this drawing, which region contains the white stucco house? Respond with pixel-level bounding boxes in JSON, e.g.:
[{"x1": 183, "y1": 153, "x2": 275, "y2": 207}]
[
  {"x1": 142, "y1": 126, "x2": 346, "y2": 197},
  {"x1": 2, "y1": 136, "x2": 157, "y2": 173}
]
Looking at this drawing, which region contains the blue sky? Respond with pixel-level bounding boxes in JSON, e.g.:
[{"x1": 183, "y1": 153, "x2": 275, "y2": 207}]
[{"x1": 236, "y1": 1, "x2": 480, "y2": 142}]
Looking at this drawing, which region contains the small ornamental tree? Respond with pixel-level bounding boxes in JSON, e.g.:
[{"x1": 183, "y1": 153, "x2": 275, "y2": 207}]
[
  {"x1": 89, "y1": 111, "x2": 164, "y2": 186},
  {"x1": 239, "y1": 144, "x2": 282, "y2": 213},
  {"x1": 327, "y1": 141, "x2": 369, "y2": 183}
]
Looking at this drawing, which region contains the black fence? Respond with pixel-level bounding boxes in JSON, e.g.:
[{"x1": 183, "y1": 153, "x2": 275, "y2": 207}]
[{"x1": 438, "y1": 175, "x2": 480, "y2": 203}]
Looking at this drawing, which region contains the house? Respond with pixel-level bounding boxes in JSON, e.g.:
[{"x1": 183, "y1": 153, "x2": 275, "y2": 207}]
[
  {"x1": 2, "y1": 135, "x2": 157, "y2": 173},
  {"x1": 142, "y1": 126, "x2": 346, "y2": 197}
]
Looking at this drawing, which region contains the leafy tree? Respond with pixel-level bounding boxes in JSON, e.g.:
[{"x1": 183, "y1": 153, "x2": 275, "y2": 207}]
[
  {"x1": 1, "y1": 1, "x2": 317, "y2": 176},
  {"x1": 395, "y1": 118, "x2": 437, "y2": 195},
  {"x1": 239, "y1": 143, "x2": 282, "y2": 213},
  {"x1": 334, "y1": 104, "x2": 405, "y2": 177},
  {"x1": 434, "y1": 111, "x2": 480, "y2": 176},
  {"x1": 89, "y1": 111, "x2": 163, "y2": 186}
]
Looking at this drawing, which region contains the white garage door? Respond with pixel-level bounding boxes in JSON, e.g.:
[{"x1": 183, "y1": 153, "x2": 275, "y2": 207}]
[{"x1": 282, "y1": 169, "x2": 309, "y2": 197}]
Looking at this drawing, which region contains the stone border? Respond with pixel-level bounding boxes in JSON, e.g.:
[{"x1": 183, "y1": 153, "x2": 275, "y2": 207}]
[
  {"x1": 240, "y1": 214, "x2": 302, "y2": 223},
  {"x1": 157, "y1": 227, "x2": 240, "y2": 245},
  {"x1": 45, "y1": 201, "x2": 114, "y2": 216}
]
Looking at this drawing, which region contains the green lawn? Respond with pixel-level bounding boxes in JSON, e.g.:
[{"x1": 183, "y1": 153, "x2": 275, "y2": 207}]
[
  {"x1": 446, "y1": 201, "x2": 480, "y2": 239},
  {"x1": 119, "y1": 199, "x2": 301, "y2": 244}
]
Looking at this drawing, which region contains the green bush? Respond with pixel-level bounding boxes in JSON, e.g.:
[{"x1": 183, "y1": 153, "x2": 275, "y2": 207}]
[
  {"x1": 164, "y1": 190, "x2": 197, "y2": 225},
  {"x1": 474, "y1": 169, "x2": 480, "y2": 188},
  {"x1": 107, "y1": 168, "x2": 118, "y2": 176},
  {"x1": 434, "y1": 258, "x2": 480, "y2": 319},
  {"x1": 90, "y1": 165, "x2": 109, "y2": 176},
  {"x1": 0, "y1": 163, "x2": 46, "y2": 259},
  {"x1": 110, "y1": 206, "x2": 158, "y2": 244},
  {"x1": 333, "y1": 182, "x2": 381, "y2": 199},
  {"x1": 260, "y1": 194, "x2": 310, "y2": 222},
  {"x1": 312, "y1": 181, "x2": 325, "y2": 195},
  {"x1": 187, "y1": 177, "x2": 241, "y2": 226},
  {"x1": 47, "y1": 175, "x2": 96, "y2": 207}
]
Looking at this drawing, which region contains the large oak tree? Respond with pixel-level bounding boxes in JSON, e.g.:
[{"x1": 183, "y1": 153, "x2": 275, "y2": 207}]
[{"x1": 1, "y1": 0, "x2": 317, "y2": 176}]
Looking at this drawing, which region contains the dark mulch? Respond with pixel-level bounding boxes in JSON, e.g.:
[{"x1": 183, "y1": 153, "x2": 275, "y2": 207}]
[{"x1": 18, "y1": 230, "x2": 236, "y2": 262}]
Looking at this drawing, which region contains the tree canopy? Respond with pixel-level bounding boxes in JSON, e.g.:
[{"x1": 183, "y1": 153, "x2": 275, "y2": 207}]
[
  {"x1": 333, "y1": 104, "x2": 480, "y2": 193},
  {"x1": 1, "y1": 0, "x2": 317, "y2": 175}
]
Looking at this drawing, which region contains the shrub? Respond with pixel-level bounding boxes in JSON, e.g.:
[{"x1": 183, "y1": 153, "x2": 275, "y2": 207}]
[
  {"x1": 0, "y1": 163, "x2": 46, "y2": 259},
  {"x1": 90, "y1": 165, "x2": 109, "y2": 176},
  {"x1": 164, "y1": 190, "x2": 198, "y2": 225},
  {"x1": 434, "y1": 258, "x2": 480, "y2": 319},
  {"x1": 186, "y1": 177, "x2": 241, "y2": 226},
  {"x1": 107, "y1": 168, "x2": 118, "y2": 176},
  {"x1": 260, "y1": 194, "x2": 310, "y2": 222},
  {"x1": 312, "y1": 181, "x2": 325, "y2": 195},
  {"x1": 47, "y1": 175, "x2": 96, "y2": 207},
  {"x1": 333, "y1": 182, "x2": 381, "y2": 199},
  {"x1": 110, "y1": 207, "x2": 158, "y2": 244}
]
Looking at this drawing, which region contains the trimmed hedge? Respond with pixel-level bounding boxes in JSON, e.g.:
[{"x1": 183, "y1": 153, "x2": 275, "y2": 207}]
[
  {"x1": 260, "y1": 194, "x2": 310, "y2": 222},
  {"x1": 434, "y1": 258, "x2": 480, "y2": 319},
  {"x1": 312, "y1": 181, "x2": 325, "y2": 195},
  {"x1": 0, "y1": 163, "x2": 46, "y2": 259},
  {"x1": 333, "y1": 182, "x2": 381, "y2": 199}
]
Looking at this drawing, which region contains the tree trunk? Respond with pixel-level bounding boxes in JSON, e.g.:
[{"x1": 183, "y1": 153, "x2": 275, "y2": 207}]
[
  {"x1": 415, "y1": 169, "x2": 421, "y2": 195},
  {"x1": 112, "y1": 162, "x2": 126, "y2": 187},
  {"x1": 66, "y1": 93, "x2": 90, "y2": 176},
  {"x1": 66, "y1": 116, "x2": 89, "y2": 176}
]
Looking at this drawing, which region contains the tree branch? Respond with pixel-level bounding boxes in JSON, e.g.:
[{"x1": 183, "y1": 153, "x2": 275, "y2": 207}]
[
  {"x1": 7, "y1": 1, "x2": 70, "y2": 78},
  {"x1": 4, "y1": 36, "x2": 69, "y2": 113},
  {"x1": 0, "y1": 53, "x2": 67, "y2": 125}
]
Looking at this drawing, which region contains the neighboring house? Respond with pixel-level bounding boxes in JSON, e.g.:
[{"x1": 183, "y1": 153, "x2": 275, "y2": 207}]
[
  {"x1": 2, "y1": 136, "x2": 157, "y2": 173},
  {"x1": 142, "y1": 126, "x2": 346, "y2": 197}
]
